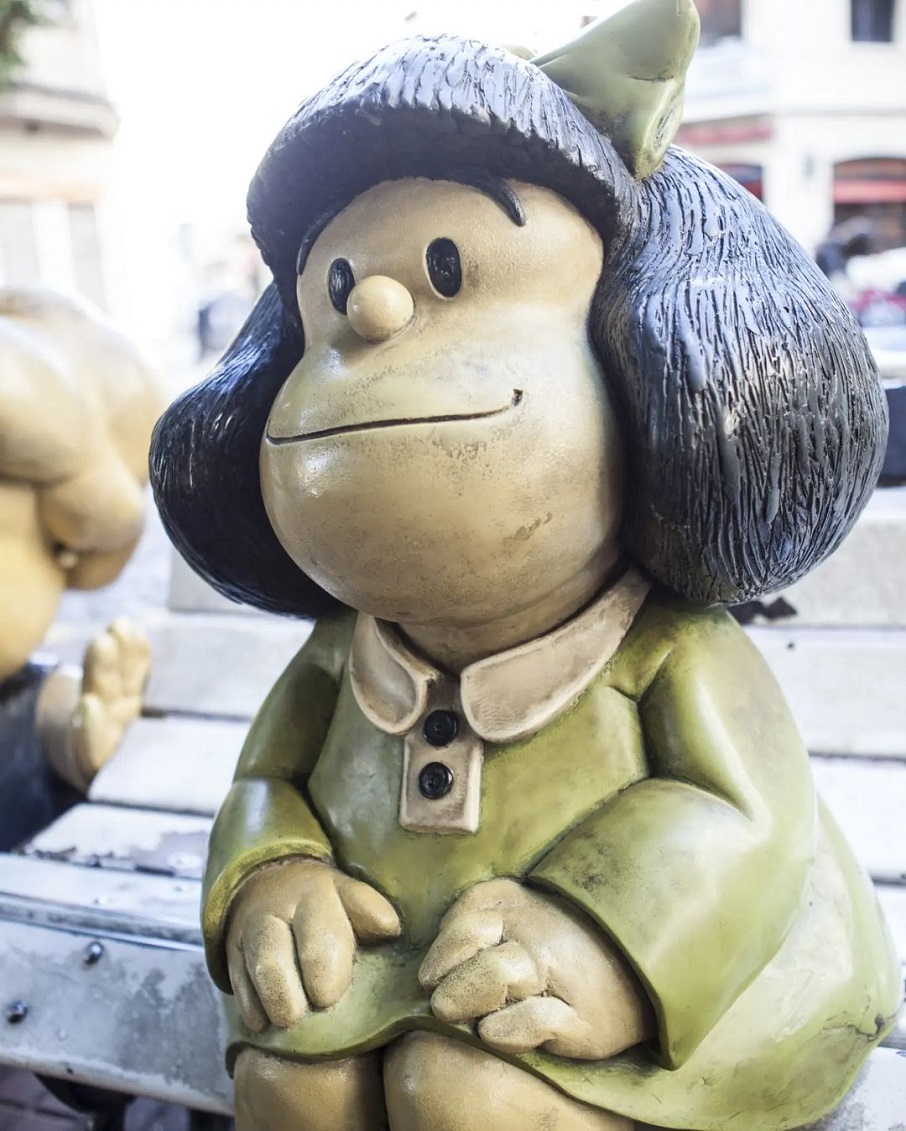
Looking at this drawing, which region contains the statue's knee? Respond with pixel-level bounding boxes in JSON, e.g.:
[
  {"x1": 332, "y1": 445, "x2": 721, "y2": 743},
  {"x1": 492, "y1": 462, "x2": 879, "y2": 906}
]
[
  {"x1": 384, "y1": 1032, "x2": 633, "y2": 1130},
  {"x1": 234, "y1": 1048, "x2": 386, "y2": 1131}
]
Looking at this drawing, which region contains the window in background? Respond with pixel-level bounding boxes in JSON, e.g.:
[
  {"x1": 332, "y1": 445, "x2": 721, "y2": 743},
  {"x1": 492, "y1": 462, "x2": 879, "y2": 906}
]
[
  {"x1": 0, "y1": 201, "x2": 40, "y2": 286},
  {"x1": 720, "y1": 163, "x2": 764, "y2": 200},
  {"x1": 835, "y1": 158, "x2": 906, "y2": 250},
  {"x1": 69, "y1": 203, "x2": 107, "y2": 310},
  {"x1": 851, "y1": 0, "x2": 896, "y2": 42},
  {"x1": 695, "y1": 0, "x2": 742, "y2": 45}
]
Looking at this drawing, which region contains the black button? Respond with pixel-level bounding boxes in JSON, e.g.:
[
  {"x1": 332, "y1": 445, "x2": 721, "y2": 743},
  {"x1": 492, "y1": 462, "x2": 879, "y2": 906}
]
[
  {"x1": 423, "y1": 709, "x2": 458, "y2": 747},
  {"x1": 418, "y1": 762, "x2": 454, "y2": 799}
]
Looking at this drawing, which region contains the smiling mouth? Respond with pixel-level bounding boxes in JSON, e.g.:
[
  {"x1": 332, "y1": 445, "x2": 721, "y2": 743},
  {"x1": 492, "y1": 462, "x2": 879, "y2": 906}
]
[{"x1": 265, "y1": 390, "x2": 524, "y2": 445}]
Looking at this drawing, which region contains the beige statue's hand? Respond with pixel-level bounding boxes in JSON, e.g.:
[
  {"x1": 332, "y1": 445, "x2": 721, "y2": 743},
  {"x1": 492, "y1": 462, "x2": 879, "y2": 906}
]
[
  {"x1": 72, "y1": 617, "x2": 150, "y2": 784},
  {"x1": 226, "y1": 858, "x2": 401, "y2": 1033},
  {"x1": 419, "y1": 878, "x2": 653, "y2": 1059}
]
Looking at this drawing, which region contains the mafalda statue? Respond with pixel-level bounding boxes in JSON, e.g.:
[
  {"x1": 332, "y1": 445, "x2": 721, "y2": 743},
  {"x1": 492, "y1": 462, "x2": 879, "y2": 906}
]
[{"x1": 151, "y1": 1, "x2": 900, "y2": 1127}]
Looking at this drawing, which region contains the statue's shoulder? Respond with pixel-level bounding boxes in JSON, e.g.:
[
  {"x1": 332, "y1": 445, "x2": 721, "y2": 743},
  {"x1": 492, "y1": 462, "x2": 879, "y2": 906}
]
[
  {"x1": 282, "y1": 608, "x2": 357, "y2": 682},
  {"x1": 610, "y1": 589, "x2": 745, "y2": 699},
  {"x1": 250, "y1": 609, "x2": 358, "y2": 742}
]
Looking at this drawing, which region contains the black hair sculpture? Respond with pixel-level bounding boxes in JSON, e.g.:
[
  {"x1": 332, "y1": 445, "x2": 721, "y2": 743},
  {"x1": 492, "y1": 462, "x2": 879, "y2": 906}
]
[{"x1": 150, "y1": 33, "x2": 887, "y2": 614}]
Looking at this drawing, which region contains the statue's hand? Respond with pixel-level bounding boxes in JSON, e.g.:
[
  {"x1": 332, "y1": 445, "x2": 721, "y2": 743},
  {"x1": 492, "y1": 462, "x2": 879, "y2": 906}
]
[
  {"x1": 226, "y1": 859, "x2": 401, "y2": 1033},
  {"x1": 72, "y1": 617, "x2": 150, "y2": 785},
  {"x1": 419, "y1": 878, "x2": 653, "y2": 1059}
]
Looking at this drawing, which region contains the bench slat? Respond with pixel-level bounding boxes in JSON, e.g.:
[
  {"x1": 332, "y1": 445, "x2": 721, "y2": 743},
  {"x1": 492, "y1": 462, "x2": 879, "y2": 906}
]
[
  {"x1": 21, "y1": 804, "x2": 212, "y2": 881},
  {"x1": 806, "y1": 1047, "x2": 906, "y2": 1129},
  {"x1": 0, "y1": 912, "x2": 900, "y2": 1124},
  {"x1": 749, "y1": 628, "x2": 906, "y2": 758},
  {"x1": 812, "y1": 757, "x2": 906, "y2": 883},
  {"x1": 89, "y1": 716, "x2": 244, "y2": 816},
  {"x1": 876, "y1": 885, "x2": 906, "y2": 959},
  {"x1": 145, "y1": 614, "x2": 906, "y2": 755},
  {"x1": 775, "y1": 487, "x2": 906, "y2": 628},
  {"x1": 168, "y1": 552, "x2": 260, "y2": 616},
  {"x1": 143, "y1": 614, "x2": 310, "y2": 719},
  {"x1": 0, "y1": 917, "x2": 232, "y2": 1113},
  {"x1": 0, "y1": 855, "x2": 201, "y2": 940}
]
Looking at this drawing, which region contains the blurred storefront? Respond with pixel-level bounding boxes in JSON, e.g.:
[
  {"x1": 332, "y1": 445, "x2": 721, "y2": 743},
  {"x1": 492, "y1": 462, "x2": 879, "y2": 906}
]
[
  {"x1": 834, "y1": 157, "x2": 906, "y2": 251},
  {"x1": 679, "y1": 0, "x2": 906, "y2": 255}
]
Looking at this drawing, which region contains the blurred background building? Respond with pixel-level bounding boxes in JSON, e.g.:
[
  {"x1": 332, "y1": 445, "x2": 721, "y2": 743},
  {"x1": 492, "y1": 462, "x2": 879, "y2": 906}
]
[
  {"x1": 0, "y1": 0, "x2": 902, "y2": 385},
  {"x1": 0, "y1": 0, "x2": 117, "y2": 309},
  {"x1": 679, "y1": 0, "x2": 906, "y2": 257}
]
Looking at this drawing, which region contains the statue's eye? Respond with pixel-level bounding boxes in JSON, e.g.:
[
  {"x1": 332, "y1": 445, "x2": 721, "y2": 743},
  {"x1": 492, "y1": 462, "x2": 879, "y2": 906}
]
[
  {"x1": 328, "y1": 258, "x2": 355, "y2": 314},
  {"x1": 425, "y1": 238, "x2": 462, "y2": 298}
]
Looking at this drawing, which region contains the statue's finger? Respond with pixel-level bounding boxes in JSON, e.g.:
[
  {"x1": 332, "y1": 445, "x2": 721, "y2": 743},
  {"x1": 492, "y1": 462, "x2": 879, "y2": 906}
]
[
  {"x1": 429, "y1": 940, "x2": 542, "y2": 1023},
  {"x1": 436, "y1": 878, "x2": 521, "y2": 927},
  {"x1": 108, "y1": 618, "x2": 152, "y2": 692},
  {"x1": 241, "y1": 914, "x2": 308, "y2": 1029},
  {"x1": 82, "y1": 632, "x2": 122, "y2": 701},
  {"x1": 335, "y1": 875, "x2": 401, "y2": 943},
  {"x1": 478, "y1": 995, "x2": 602, "y2": 1059},
  {"x1": 292, "y1": 876, "x2": 356, "y2": 1008},
  {"x1": 226, "y1": 931, "x2": 271, "y2": 1034},
  {"x1": 73, "y1": 693, "x2": 116, "y2": 779},
  {"x1": 418, "y1": 910, "x2": 504, "y2": 989}
]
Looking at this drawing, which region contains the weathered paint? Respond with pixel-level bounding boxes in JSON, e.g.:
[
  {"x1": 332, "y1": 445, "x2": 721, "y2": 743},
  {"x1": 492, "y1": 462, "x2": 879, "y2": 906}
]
[{"x1": 0, "y1": 918, "x2": 233, "y2": 1114}]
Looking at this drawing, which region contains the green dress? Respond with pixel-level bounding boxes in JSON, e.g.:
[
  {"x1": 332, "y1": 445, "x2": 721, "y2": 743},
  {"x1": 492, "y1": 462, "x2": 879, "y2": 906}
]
[{"x1": 202, "y1": 592, "x2": 901, "y2": 1130}]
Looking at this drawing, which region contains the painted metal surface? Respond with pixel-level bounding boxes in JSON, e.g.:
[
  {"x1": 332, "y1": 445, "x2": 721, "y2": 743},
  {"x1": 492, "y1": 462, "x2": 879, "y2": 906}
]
[
  {"x1": 0, "y1": 856, "x2": 201, "y2": 943},
  {"x1": 168, "y1": 551, "x2": 261, "y2": 617},
  {"x1": 876, "y1": 885, "x2": 906, "y2": 961},
  {"x1": 0, "y1": 918, "x2": 232, "y2": 1114},
  {"x1": 875, "y1": 886, "x2": 906, "y2": 1050},
  {"x1": 889, "y1": 1012, "x2": 906, "y2": 1053},
  {"x1": 0, "y1": 908, "x2": 899, "y2": 1126},
  {"x1": 23, "y1": 804, "x2": 212, "y2": 881},
  {"x1": 775, "y1": 487, "x2": 906, "y2": 628}
]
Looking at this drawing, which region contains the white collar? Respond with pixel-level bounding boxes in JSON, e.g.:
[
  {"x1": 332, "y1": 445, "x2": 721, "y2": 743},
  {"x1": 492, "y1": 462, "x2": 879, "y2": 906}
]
[{"x1": 348, "y1": 569, "x2": 651, "y2": 744}]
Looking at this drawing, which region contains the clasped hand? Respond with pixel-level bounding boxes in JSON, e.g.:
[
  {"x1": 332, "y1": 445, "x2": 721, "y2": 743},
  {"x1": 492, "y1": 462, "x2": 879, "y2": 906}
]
[
  {"x1": 418, "y1": 878, "x2": 652, "y2": 1059},
  {"x1": 227, "y1": 866, "x2": 650, "y2": 1059}
]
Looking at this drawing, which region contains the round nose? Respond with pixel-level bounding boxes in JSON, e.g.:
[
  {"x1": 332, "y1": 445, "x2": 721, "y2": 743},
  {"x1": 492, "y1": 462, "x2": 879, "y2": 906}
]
[{"x1": 347, "y1": 276, "x2": 414, "y2": 342}]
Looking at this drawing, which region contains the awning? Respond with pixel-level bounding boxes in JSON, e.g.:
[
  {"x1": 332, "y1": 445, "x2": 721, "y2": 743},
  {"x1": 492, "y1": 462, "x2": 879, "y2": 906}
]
[{"x1": 834, "y1": 179, "x2": 906, "y2": 204}]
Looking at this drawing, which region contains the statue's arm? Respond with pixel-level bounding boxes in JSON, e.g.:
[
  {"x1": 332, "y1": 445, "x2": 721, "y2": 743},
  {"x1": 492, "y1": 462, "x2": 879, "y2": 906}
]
[
  {"x1": 202, "y1": 611, "x2": 353, "y2": 992},
  {"x1": 531, "y1": 609, "x2": 817, "y2": 1066}
]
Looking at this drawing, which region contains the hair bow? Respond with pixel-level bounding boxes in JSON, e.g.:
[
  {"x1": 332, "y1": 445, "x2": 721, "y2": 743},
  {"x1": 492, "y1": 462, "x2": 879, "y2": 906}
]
[{"x1": 531, "y1": 0, "x2": 701, "y2": 179}]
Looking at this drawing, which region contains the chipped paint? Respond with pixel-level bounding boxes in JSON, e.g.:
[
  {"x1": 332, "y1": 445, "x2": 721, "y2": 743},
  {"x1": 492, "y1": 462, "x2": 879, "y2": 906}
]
[{"x1": 0, "y1": 918, "x2": 232, "y2": 1114}]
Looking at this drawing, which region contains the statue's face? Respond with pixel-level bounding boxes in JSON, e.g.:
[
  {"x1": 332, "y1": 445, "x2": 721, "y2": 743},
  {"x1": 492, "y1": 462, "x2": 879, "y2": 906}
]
[
  {"x1": 0, "y1": 308, "x2": 162, "y2": 679},
  {"x1": 261, "y1": 179, "x2": 623, "y2": 629}
]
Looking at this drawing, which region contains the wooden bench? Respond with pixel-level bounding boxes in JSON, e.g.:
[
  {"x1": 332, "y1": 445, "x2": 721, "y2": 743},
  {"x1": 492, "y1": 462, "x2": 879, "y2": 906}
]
[{"x1": 1, "y1": 490, "x2": 904, "y2": 1126}]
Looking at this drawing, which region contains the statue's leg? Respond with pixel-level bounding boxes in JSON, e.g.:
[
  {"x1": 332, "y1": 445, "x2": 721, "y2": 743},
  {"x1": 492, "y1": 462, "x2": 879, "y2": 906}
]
[
  {"x1": 384, "y1": 1032, "x2": 635, "y2": 1130},
  {"x1": 234, "y1": 1048, "x2": 387, "y2": 1131}
]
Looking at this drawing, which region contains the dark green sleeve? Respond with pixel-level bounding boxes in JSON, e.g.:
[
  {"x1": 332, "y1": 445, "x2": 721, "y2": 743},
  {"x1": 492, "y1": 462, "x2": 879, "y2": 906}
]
[
  {"x1": 202, "y1": 611, "x2": 354, "y2": 991},
  {"x1": 530, "y1": 608, "x2": 817, "y2": 1067}
]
